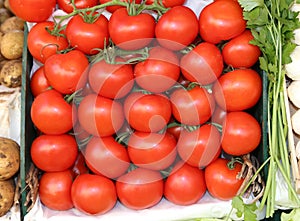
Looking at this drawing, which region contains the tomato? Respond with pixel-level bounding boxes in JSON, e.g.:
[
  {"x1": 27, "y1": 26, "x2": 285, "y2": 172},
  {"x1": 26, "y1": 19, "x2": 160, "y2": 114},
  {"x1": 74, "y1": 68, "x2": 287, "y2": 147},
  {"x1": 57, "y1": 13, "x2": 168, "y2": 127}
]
[
  {"x1": 221, "y1": 111, "x2": 261, "y2": 156},
  {"x1": 123, "y1": 92, "x2": 172, "y2": 132},
  {"x1": 166, "y1": 123, "x2": 184, "y2": 140},
  {"x1": 84, "y1": 136, "x2": 130, "y2": 178},
  {"x1": 222, "y1": 30, "x2": 261, "y2": 68},
  {"x1": 180, "y1": 42, "x2": 224, "y2": 85},
  {"x1": 31, "y1": 90, "x2": 74, "y2": 135},
  {"x1": 99, "y1": 0, "x2": 142, "y2": 13},
  {"x1": 71, "y1": 174, "x2": 117, "y2": 215},
  {"x1": 77, "y1": 93, "x2": 124, "y2": 137},
  {"x1": 134, "y1": 46, "x2": 180, "y2": 93},
  {"x1": 177, "y1": 124, "x2": 221, "y2": 168},
  {"x1": 108, "y1": 8, "x2": 156, "y2": 50},
  {"x1": 127, "y1": 131, "x2": 177, "y2": 170},
  {"x1": 44, "y1": 50, "x2": 89, "y2": 95},
  {"x1": 116, "y1": 168, "x2": 164, "y2": 210},
  {"x1": 71, "y1": 152, "x2": 89, "y2": 178},
  {"x1": 39, "y1": 170, "x2": 74, "y2": 211},
  {"x1": 65, "y1": 13, "x2": 109, "y2": 55},
  {"x1": 30, "y1": 66, "x2": 51, "y2": 97},
  {"x1": 213, "y1": 69, "x2": 262, "y2": 111},
  {"x1": 205, "y1": 158, "x2": 244, "y2": 200},
  {"x1": 58, "y1": 0, "x2": 98, "y2": 13},
  {"x1": 170, "y1": 86, "x2": 215, "y2": 126},
  {"x1": 199, "y1": 0, "x2": 246, "y2": 44},
  {"x1": 27, "y1": 21, "x2": 69, "y2": 64},
  {"x1": 31, "y1": 134, "x2": 78, "y2": 172},
  {"x1": 211, "y1": 105, "x2": 227, "y2": 126},
  {"x1": 9, "y1": 0, "x2": 56, "y2": 22},
  {"x1": 88, "y1": 59, "x2": 134, "y2": 99},
  {"x1": 146, "y1": 0, "x2": 186, "y2": 7},
  {"x1": 164, "y1": 161, "x2": 206, "y2": 205},
  {"x1": 155, "y1": 6, "x2": 198, "y2": 50}
]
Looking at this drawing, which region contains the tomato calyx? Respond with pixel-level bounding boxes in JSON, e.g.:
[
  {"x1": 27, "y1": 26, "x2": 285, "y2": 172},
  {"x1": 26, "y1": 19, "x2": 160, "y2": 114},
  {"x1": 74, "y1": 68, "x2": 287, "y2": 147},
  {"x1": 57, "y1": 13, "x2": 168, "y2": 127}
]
[{"x1": 227, "y1": 157, "x2": 244, "y2": 171}]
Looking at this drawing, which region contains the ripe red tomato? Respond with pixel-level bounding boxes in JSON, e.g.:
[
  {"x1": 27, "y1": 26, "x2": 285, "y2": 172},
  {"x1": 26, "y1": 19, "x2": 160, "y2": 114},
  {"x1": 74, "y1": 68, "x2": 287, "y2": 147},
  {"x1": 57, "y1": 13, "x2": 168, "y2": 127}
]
[
  {"x1": 166, "y1": 122, "x2": 184, "y2": 140},
  {"x1": 116, "y1": 168, "x2": 164, "y2": 210},
  {"x1": 180, "y1": 42, "x2": 224, "y2": 85},
  {"x1": 134, "y1": 46, "x2": 180, "y2": 93},
  {"x1": 31, "y1": 134, "x2": 78, "y2": 172},
  {"x1": 30, "y1": 66, "x2": 51, "y2": 97},
  {"x1": 88, "y1": 59, "x2": 134, "y2": 99},
  {"x1": 39, "y1": 170, "x2": 74, "y2": 211},
  {"x1": 211, "y1": 105, "x2": 227, "y2": 126},
  {"x1": 213, "y1": 69, "x2": 262, "y2": 111},
  {"x1": 44, "y1": 50, "x2": 89, "y2": 95},
  {"x1": 99, "y1": 0, "x2": 142, "y2": 13},
  {"x1": 146, "y1": 0, "x2": 186, "y2": 7},
  {"x1": 155, "y1": 6, "x2": 198, "y2": 50},
  {"x1": 9, "y1": 0, "x2": 56, "y2": 22},
  {"x1": 123, "y1": 92, "x2": 172, "y2": 132},
  {"x1": 65, "y1": 13, "x2": 109, "y2": 55},
  {"x1": 127, "y1": 131, "x2": 177, "y2": 170},
  {"x1": 77, "y1": 93, "x2": 124, "y2": 137},
  {"x1": 170, "y1": 86, "x2": 215, "y2": 126},
  {"x1": 108, "y1": 8, "x2": 156, "y2": 50},
  {"x1": 71, "y1": 152, "x2": 89, "y2": 178},
  {"x1": 164, "y1": 162, "x2": 206, "y2": 205},
  {"x1": 199, "y1": 0, "x2": 246, "y2": 44},
  {"x1": 27, "y1": 21, "x2": 69, "y2": 64},
  {"x1": 177, "y1": 124, "x2": 221, "y2": 168},
  {"x1": 30, "y1": 90, "x2": 74, "y2": 135},
  {"x1": 205, "y1": 158, "x2": 244, "y2": 200},
  {"x1": 84, "y1": 136, "x2": 130, "y2": 178},
  {"x1": 221, "y1": 111, "x2": 261, "y2": 156},
  {"x1": 222, "y1": 30, "x2": 261, "y2": 68},
  {"x1": 58, "y1": 0, "x2": 98, "y2": 13},
  {"x1": 71, "y1": 174, "x2": 117, "y2": 215}
]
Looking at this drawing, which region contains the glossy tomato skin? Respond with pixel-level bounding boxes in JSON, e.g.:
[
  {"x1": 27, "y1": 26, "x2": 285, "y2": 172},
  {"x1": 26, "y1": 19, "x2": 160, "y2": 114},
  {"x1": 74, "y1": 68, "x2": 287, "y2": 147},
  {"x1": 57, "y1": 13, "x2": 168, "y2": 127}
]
[
  {"x1": 124, "y1": 92, "x2": 172, "y2": 132},
  {"x1": 108, "y1": 8, "x2": 156, "y2": 50},
  {"x1": 30, "y1": 66, "x2": 51, "y2": 97},
  {"x1": 127, "y1": 131, "x2": 177, "y2": 170},
  {"x1": 9, "y1": 0, "x2": 56, "y2": 22},
  {"x1": 134, "y1": 46, "x2": 180, "y2": 93},
  {"x1": 222, "y1": 30, "x2": 261, "y2": 68},
  {"x1": 180, "y1": 42, "x2": 224, "y2": 85},
  {"x1": 27, "y1": 21, "x2": 69, "y2": 64},
  {"x1": 71, "y1": 152, "x2": 89, "y2": 178},
  {"x1": 39, "y1": 170, "x2": 74, "y2": 211},
  {"x1": 71, "y1": 174, "x2": 117, "y2": 215},
  {"x1": 65, "y1": 13, "x2": 109, "y2": 55},
  {"x1": 88, "y1": 59, "x2": 134, "y2": 99},
  {"x1": 199, "y1": 0, "x2": 246, "y2": 44},
  {"x1": 84, "y1": 136, "x2": 130, "y2": 179},
  {"x1": 170, "y1": 86, "x2": 215, "y2": 126},
  {"x1": 164, "y1": 162, "x2": 206, "y2": 205},
  {"x1": 205, "y1": 158, "x2": 244, "y2": 200},
  {"x1": 177, "y1": 124, "x2": 221, "y2": 168},
  {"x1": 44, "y1": 50, "x2": 89, "y2": 95},
  {"x1": 31, "y1": 90, "x2": 74, "y2": 135},
  {"x1": 116, "y1": 168, "x2": 164, "y2": 210},
  {"x1": 221, "y1": 111, "x2": 261, "y2": 156},
  {"x1": 31, "y1": 134, "x2": 78, "y2": 172},
  {"x1": 213, "y1": 69, "x2": 262, "y2": 111},
  {"x1": 77, "y1": 93, "x2": 124, "y2": 137},
  {"x1": 211, "y1": 105, "x2": 227, "y2": 126},
  {"x1": 58, "y1": 0, "x2": 98, "y2": 13},
  {"x1": 99, "y1": 0, "x2": 142, "y2": 13},
  {"x1": 146, "y1": 0, "x2": 186, "y2": 7},
  {"x1": 155, "y1": 6, "x2": 198, "y2": 50}
]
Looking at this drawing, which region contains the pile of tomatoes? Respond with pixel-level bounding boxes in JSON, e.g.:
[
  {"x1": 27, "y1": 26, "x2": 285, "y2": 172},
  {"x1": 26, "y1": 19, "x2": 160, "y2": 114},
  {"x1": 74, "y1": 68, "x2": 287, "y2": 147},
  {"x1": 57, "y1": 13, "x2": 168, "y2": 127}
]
[{"x1": 11, "y1": 0, "x2": 263, "y2": 216}]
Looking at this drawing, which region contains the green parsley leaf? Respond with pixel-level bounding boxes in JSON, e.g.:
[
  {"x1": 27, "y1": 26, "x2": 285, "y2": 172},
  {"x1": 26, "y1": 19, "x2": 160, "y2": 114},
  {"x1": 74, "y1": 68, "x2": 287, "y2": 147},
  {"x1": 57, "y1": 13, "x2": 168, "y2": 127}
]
[{"x1": 238, "y1": 0, "x2": 264, "y2": 11}]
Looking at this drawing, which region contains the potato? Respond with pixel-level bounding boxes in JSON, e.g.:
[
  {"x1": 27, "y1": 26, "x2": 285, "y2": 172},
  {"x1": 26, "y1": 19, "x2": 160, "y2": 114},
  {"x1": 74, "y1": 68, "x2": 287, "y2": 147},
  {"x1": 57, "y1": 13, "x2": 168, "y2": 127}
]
[
  {"x1": 0, "y1": 59, "x2": 22, "y2": 88},
  {"x1": 0, "y1": 16, "x2": 24, "y2": 34},
  {"x1": 0, "y1": 8, "x2": 12, "y2": 24},
  {"x1": 3, "y1": 0, "x2": 9, "y2": 11},
  {"x1": 0, "y1": 179, "x2": 15, "y2": 217},
  {"x1": 0, "y1": 137, "x2": 20, "y2": 180},
  {"x1": 0, "y1": 30, "x2": 23, "y2": 60}
]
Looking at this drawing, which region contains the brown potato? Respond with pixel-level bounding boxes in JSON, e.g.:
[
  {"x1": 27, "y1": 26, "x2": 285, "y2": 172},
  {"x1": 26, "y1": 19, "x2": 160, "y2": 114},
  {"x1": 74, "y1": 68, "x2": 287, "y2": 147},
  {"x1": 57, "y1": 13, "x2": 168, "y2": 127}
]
[
  {"x1": 0, "y1": 16, "x2": 24, "y2": 33},
  {"x1": 0, "y1": 30, "x2": 23, "y2": 60},
  {"x1": 0, "y1": 59, "x2": 22, "y2": 88},
  {"x1": 0, "y1": 137, "x2": 20, "y2": 180},
  {"x1": 0, "y1": 179, "x2": 15, "y2": 217},
  {"x1": 0, "y1": 8, "x2": 12, "y2": 24}
]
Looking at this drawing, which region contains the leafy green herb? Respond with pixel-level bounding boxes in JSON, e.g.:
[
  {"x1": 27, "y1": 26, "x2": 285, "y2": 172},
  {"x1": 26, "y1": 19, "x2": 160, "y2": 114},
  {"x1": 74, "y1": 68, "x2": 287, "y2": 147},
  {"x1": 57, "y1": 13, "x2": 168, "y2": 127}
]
[
  {"x1": 230, "y1": 196, "x2": 257, "y2": 221},
  {"x1": 238, "y1": 0, "x2": 300, "y2": 218}
]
